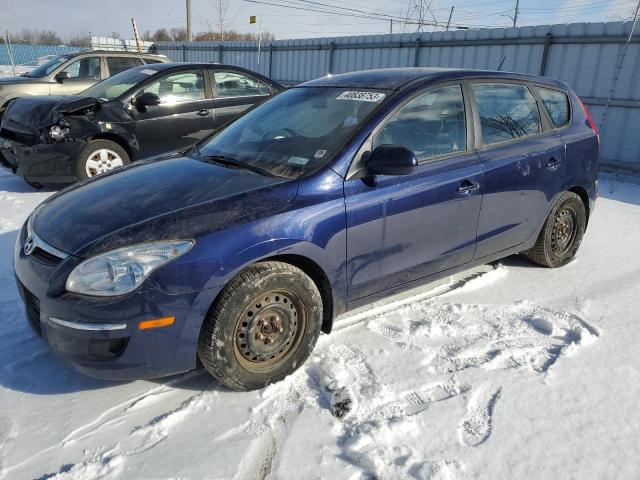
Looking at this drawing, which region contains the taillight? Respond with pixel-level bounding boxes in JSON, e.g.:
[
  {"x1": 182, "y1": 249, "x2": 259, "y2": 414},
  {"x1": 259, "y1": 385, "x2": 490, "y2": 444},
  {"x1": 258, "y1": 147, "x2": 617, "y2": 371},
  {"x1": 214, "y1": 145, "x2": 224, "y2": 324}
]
[{"x1": 579, "y1": 97, "x2": 599, "y2": 140}]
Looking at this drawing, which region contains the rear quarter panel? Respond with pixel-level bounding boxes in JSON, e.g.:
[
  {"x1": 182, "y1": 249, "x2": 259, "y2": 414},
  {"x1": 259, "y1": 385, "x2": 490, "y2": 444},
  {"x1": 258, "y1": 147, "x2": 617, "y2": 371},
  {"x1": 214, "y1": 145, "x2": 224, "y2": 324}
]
[{"x1": 559, "y1": 90, "x2": 599, "y2": 197}]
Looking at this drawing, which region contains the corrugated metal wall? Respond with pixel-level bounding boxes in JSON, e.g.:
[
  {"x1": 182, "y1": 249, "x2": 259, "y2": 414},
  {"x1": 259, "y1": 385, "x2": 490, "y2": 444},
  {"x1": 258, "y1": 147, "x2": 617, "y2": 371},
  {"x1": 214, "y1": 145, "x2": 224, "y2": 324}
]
[{"x1": 153, "y1": 21, "x2": 640, "y2": 171}]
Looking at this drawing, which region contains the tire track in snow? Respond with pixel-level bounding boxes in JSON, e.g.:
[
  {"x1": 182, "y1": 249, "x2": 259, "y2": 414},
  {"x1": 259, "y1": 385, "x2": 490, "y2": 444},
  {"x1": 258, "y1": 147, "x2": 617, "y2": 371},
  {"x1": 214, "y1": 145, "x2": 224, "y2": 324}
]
[{"x1": 4, "y1": 370, "x2": 207, "y2": 477}]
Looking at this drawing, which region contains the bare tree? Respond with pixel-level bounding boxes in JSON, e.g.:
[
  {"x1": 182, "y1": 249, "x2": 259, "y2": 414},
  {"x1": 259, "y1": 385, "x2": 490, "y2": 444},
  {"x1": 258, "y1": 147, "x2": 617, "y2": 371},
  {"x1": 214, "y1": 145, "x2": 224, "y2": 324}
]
[
  {"x1": 213, "y1": 0, "x2": 231, "y2": 42},
  {"x1": 11, "y1": 29, "x2": 63, "y2": 45},
  {"x1": 169, "y1": 27, "x2": 189, "y2": 41},
  {"x1": 67, "y1": 34, "x2": 91, "y2": 47},
  {"x1": 194, "y1": 30, "x2": 275, "y2": 41}
]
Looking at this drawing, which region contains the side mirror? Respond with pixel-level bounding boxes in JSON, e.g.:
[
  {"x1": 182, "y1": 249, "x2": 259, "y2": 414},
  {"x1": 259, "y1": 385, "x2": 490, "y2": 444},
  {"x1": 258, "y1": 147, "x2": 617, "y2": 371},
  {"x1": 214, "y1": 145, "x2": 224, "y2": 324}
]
[
  {"x1": 134, "y1": 92, "x2": 161, "y2": 110},
  {"x1": 54, "y1": 71, "x2": 69, "y2": 83},
  {"x1": 365, "y1": 144, "x2": 418, "y2": 176}
]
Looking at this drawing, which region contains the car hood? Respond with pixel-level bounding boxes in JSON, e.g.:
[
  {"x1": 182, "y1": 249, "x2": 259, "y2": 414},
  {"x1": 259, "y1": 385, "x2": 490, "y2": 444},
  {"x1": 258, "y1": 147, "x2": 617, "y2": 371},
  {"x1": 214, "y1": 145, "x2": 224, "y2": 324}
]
[
  {"x1": 33, "y1": 156, "x2": 296, "y2": 257},
  {"x1": 2, "y1": 95, "x2": 99, "y2": 133}
]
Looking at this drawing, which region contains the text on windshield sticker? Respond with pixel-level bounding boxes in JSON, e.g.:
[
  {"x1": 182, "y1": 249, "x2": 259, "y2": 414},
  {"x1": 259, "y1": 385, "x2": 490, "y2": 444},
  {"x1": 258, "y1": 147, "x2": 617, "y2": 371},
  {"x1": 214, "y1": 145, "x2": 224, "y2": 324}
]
[{"x1": 336, "y1": 91, "x2": 386, "y2": 102}]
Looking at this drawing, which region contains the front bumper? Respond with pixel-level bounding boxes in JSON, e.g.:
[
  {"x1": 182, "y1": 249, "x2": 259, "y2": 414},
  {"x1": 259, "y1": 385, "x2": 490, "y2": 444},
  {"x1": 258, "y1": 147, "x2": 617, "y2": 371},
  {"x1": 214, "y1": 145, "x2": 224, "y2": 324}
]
[
  {"x1": 0, "y1": 138, "x2": 83, "y2": 185},
  {"x1": 13, "y1": 224, "x2": 221, "y2": 380}
]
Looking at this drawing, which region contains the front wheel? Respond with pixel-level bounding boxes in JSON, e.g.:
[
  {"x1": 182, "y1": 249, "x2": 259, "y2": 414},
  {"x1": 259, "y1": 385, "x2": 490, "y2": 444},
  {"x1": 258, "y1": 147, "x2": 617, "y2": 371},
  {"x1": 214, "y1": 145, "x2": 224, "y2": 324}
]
[
  {"x1": 526, "y1": 191, "x2": 586, "y2": 268},
  {"x1": 198, "y1": 261, "x2": 323, "y2": 391},
  {"x1": 75, "y1": 140, "x2": 130, "y2": 181}
]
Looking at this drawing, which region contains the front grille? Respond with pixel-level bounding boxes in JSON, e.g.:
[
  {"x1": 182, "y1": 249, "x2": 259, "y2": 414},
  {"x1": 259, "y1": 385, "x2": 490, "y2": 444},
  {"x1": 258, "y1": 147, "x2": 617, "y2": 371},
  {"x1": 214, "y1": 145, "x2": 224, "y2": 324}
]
[
  {"x1": 31, "y1": 246, "x2": 64, "y2": 266},
  {"x1": 0, "y1": 128, "x2": 39, "y2": 146},
  {"x1": 18, "y1": 282, "x2": 42, "y2": 337}
]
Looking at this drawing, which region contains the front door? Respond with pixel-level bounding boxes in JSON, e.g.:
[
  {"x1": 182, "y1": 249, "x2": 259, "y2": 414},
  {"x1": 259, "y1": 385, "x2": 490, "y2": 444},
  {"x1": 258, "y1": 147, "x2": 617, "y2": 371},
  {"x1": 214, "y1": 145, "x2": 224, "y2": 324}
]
[
  {"x1": 345, "y1": 84, "x2": 483, "y2": 301},
  {"x1": 132, "y1": 69, "x2": 215, "y2": 158},
  {"x1": 470, "y1": 81, "x2": 565, "y2": 258}
]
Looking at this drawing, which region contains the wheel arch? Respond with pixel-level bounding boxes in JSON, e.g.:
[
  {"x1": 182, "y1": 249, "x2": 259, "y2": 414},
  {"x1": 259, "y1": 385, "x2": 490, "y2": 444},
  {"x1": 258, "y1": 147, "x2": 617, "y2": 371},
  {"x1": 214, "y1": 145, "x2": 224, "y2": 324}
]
[
  {"x1": 265, "y1": 254, "x2": 335, "y2": 334},
  {"x1": 567, "y1": 185, "x2": 590, "y2": 226},
  {"x1": 89, "y1": 133, "x2": 134, "y2": 160},
  {"x1": 202, "y1": 253, "x2": 336, "y2": 339}
]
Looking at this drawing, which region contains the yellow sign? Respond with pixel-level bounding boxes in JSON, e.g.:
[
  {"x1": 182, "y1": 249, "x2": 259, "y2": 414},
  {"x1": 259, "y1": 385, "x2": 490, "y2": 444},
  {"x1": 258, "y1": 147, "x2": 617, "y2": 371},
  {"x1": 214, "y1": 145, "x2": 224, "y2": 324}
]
[{"x1": 249, "y1": 15, "x2": 257, "y2": 24}]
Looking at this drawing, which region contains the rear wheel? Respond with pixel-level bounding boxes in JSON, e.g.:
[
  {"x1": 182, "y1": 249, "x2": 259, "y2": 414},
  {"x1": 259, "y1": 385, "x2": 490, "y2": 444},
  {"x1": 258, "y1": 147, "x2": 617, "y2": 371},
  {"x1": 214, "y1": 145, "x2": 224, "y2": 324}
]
[
  {"x1": 75, "y1": 140, "x2": 129, "y2": 181},
  {"x1": 198, "y1": 261, "x2": 323, "y2": 391},
  {"x1": 526, "y1": 191, "x2": 586, "y2": 268}
]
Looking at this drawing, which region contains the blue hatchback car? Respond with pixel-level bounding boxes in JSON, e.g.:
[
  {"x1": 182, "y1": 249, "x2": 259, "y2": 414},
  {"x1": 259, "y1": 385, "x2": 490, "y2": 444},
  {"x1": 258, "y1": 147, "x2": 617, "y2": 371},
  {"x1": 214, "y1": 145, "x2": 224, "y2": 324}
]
[{"x1": 14, "y1": 68, "x2": 599, "y2": 390}]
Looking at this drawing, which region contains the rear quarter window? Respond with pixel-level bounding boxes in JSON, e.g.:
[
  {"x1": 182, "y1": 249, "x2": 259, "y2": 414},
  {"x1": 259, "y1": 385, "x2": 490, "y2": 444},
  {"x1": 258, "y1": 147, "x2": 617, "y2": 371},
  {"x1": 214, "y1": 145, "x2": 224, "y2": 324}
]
[
  {"x1": 538, "y1": 87, "x2": 570, "y2": 128},
  {"x1": 107, "y1": 57, "x2": 144, "y2": 75},
  {"x1": 471, "y1": 82, "x2": 541, "y2": 146}
]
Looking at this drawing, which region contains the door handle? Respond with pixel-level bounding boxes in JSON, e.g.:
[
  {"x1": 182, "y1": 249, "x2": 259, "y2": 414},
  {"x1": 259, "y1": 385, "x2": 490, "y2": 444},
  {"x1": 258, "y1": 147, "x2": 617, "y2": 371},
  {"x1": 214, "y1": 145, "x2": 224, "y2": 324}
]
[
  {"x1": 546, "y1": 156, "x2": 561, "y2": 170},
  {"x1": 457, "y1": 180, "x2": 480, "y2": 196},
  {"x1": 197, "y1": 109, "x2": 210, "y2": 116}
]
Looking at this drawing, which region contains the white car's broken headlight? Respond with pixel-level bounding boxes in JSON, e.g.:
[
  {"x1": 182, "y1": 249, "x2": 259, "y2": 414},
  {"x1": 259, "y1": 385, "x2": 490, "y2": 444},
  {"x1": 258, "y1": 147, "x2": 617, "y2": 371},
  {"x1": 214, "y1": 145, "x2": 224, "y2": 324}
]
[{"x1": 66, "y1": 240, "x2": 194, "y2": 296}]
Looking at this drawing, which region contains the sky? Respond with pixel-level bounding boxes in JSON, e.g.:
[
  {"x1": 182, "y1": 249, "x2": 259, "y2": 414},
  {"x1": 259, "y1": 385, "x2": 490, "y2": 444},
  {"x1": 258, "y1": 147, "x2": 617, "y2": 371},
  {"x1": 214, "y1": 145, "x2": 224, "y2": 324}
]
[{"x1": 0, "y1": 0, "x2": 638, "y2": 41}]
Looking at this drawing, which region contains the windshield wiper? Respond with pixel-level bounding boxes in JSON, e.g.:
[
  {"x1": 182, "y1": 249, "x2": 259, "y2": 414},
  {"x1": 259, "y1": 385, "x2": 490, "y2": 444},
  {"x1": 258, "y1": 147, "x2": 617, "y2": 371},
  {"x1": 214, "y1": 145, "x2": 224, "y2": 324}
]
[{"x1": 202, "y1": 154, "x2": 276, "y2": 177}]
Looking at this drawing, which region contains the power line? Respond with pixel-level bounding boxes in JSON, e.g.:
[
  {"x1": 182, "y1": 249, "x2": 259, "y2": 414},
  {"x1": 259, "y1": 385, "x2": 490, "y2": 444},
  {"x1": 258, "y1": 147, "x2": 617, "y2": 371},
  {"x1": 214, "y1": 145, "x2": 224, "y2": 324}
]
[{"x1": 239, "y1": 0, "x2": 503, "y2": 28}]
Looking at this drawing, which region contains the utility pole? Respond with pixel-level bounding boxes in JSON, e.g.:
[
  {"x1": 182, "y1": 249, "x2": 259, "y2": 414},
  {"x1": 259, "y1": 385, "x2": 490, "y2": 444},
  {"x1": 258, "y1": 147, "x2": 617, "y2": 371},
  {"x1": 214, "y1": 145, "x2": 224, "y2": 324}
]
[
  {"x1": 446, "y1": 6, "x2": 454, "y2": 31},
  {"x1": 186, "y1": 0, "x2": 193, "y2": 41},
  {"x1": 390, "y1": 19, "x2": 393, "y2": 35},
  {"x1": 513, "y1": 0, "x2": 520, "y2": 27}
]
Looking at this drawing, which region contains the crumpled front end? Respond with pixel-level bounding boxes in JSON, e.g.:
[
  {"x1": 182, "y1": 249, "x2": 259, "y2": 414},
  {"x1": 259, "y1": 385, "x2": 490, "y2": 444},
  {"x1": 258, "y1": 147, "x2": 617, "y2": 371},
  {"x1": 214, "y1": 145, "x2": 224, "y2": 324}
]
[{"x1": 0, "y1": 96, "x2": 101, "y2": 185}]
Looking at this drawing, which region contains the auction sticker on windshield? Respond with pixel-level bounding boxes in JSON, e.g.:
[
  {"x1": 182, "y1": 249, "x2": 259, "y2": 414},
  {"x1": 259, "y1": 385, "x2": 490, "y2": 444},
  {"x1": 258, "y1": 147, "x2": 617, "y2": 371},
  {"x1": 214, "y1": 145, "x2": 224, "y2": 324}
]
[{"x1": 336, "y1": 91, "x2": 386, "y2": 102}]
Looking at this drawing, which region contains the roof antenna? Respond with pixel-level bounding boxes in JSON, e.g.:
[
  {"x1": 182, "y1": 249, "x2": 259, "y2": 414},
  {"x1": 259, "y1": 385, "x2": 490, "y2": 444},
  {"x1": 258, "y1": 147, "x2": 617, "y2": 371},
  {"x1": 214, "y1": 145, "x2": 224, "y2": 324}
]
[{"x1": 497, "y1": 56, "x2": 507, "y2": 71}]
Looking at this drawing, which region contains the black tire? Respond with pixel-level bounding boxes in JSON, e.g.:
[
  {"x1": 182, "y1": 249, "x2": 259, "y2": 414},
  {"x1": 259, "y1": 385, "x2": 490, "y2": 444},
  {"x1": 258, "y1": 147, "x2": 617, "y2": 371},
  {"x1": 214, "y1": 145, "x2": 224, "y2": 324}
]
[
  {"x1": 75, "y1": 140, "x2": 130, "y2": 181},
  {"x1": 526, "y1": 191, "x2": 586, "y2": 268},
  {"x1": 198, "y1": 261, "x2": 323, "y2": 391}
]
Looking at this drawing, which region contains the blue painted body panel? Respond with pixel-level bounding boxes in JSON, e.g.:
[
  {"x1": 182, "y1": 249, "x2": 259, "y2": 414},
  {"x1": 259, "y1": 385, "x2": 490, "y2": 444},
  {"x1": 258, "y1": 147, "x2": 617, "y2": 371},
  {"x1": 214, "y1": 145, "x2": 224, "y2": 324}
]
[{"x1": 13, "y1": 68, "x2": 599, "y2": 380}]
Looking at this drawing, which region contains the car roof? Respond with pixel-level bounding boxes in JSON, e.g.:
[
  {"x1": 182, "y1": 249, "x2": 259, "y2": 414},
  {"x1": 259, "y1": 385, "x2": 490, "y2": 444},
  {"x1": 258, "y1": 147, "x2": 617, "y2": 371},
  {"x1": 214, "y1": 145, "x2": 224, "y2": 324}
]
[
  {"x1": 70, "y1": 49, "x2": 168, "y2": 58},
  {"x1": 122, "y1": 62, "x2": 283, "y2": 87},
  {"x1": 299, "y1": 67, "x2": 569, "y2": 91}
]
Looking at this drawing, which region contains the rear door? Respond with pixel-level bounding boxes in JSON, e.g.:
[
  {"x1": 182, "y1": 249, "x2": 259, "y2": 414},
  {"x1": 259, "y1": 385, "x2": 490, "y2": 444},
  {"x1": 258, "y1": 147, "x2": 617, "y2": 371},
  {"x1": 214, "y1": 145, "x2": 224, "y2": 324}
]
[
  {"x1": 345, "y1": 83, "x2": 483, "y2": 301},
  {"x1": 471, "y1": 81, "x2": 565, "y2": 259},
  {"x1": 49, "y1": 55, "x2": 103, "y2": 95},
  {"x1": 132, "y1": 69, "x2": 215, "y2": 157},
  {"x1": 210, "y1": 69, "x2": 273, "y2": 129}
]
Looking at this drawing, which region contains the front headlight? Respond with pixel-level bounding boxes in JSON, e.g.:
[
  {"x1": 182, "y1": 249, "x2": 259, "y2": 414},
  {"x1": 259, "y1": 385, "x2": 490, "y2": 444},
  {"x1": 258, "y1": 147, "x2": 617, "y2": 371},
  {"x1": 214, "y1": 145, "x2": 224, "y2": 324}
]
[
  {"x1": 49, "y1": 125, "x2": 68, "y2": 140},
  {"x1": 66, "y1": 240, "x2": 194, "y2": 297}
]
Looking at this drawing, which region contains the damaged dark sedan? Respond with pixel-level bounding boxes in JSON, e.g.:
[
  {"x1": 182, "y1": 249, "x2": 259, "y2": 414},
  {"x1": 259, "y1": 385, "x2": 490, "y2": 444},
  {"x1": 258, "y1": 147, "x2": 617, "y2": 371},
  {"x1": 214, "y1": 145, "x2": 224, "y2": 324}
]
[{"x1": 0, "y1": 63, "x2": 282, "y2": 186}]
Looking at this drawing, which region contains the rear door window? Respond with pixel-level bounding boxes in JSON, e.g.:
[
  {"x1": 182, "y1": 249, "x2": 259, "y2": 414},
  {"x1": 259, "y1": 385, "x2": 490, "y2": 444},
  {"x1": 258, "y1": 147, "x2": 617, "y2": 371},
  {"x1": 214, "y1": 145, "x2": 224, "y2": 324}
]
[
  {"x1": 373, "y1": 84, "x2": 467, "y2": 161},
  {"x1": 213, "y1": 71, "x2": 271, "y2": 98},
  {"x1": 471, "y1": 83, "x2": 541, "y2": 146},
  {"x1": 107, "y1": 56, "x2": 144, "y2": 75},
  {"x1": 142, "y1": 70, "x2": 206, "y2": 104},
  {"x1": 538, "y1": 87, "x2": 570, "y2": 128}
]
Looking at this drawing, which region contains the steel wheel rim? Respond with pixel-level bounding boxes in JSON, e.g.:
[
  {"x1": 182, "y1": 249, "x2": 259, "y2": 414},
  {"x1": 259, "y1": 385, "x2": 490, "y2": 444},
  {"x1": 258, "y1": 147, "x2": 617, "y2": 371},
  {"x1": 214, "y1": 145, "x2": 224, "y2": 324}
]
[
  {"x1": 233, "y1": 289, "x2": 307, "y2": 373},
  {"x1": 85, "y1": 148, "x2": 123, "y2": 177},
  {"x1": 551, "y1": 207, "x2": 577, "y2": 255}
]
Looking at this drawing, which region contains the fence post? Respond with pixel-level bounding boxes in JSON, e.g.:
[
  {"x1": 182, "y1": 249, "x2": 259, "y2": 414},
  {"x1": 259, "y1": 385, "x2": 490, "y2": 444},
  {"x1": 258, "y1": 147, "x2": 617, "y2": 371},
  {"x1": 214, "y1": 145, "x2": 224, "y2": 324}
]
[
  {"x1": 328, "y1": 41, "x2": 335, "y2": 75},
  {"x1": 182, "y1": 44, "x2": 187, "y2": 62},
  {"x1": 539, "y1": 33, "x2": 553, "y2": 76},
  {"x1": 268, "y1": 43, "x2": 274, "y2": 78},
  {"x1": 414, "y1": 38, "x2": 421, "y2": 67},
  {"x1": 218, "y1": 44, "x2": 224, "y2": 63}
]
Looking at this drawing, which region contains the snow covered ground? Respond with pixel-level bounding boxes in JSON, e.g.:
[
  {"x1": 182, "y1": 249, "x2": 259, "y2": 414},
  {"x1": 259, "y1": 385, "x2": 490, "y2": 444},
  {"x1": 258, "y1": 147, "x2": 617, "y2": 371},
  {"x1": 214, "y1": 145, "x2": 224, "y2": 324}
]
[{"x1": 0, "y1": 168, "x2": 639, "y2": 479}]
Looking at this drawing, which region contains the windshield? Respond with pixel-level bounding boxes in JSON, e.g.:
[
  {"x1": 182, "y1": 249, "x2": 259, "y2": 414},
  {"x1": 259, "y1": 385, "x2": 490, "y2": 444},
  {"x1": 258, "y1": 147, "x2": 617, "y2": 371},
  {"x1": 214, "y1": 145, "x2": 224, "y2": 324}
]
[
  {"x1": 81, "y1": 67, "x2": 159, "y2": 101},
  {"x1": 25, "y1": 55, "x2": 71, "y2": 78},
  {"x1": 196, "y1": 87, "x2": 388, "y2": 178}
]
